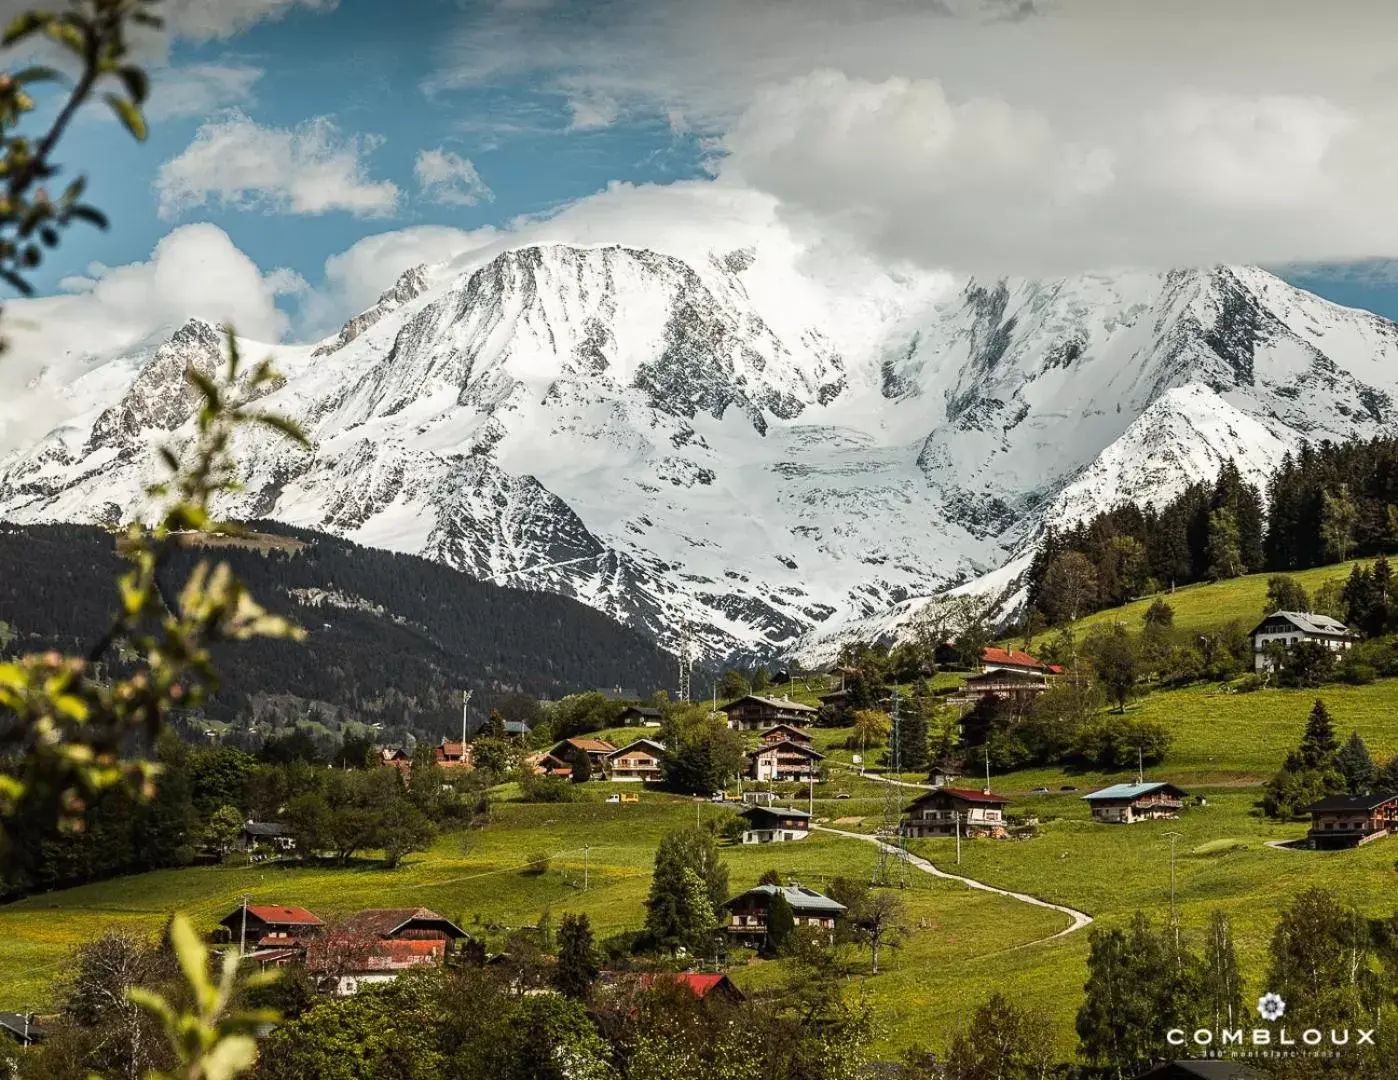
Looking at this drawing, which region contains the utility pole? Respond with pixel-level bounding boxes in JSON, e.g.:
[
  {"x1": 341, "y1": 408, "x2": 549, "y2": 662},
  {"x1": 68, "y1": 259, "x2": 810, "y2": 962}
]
[
  {"x1": 955, "y1": 811, "x2": 962, "y2": 865},
  {"x1": 239, "y1": 894, "x2": 249, "y2": 958},
  {"x1": 1137, "y1": 744, "x2": 1145, "y2": 786},
  {"x1": 984, "y1": 743, "x2": 992, "y2": 795},
  {"x1": 808, "y1": 770, "x2": 814, "y2": 817},
  {"x1": 461, "y1": 689, "x2": 473, "y2": 753},
  {"x1": 1162, "y1": 831, "x2": 1183, "y2": 920},
  {"x1": 583, "y1": 845, "x2": 591, "y2": 893}
]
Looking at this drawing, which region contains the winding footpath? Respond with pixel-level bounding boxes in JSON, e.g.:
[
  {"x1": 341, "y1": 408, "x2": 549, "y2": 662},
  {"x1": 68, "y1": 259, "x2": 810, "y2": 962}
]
[{"x1": 816, "y1": 825, "x2": 1094, "y2": 948}]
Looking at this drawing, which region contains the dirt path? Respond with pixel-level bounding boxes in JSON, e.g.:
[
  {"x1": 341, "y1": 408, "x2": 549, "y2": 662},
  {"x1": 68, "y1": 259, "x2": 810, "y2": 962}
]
[
  {"x1": 816, "y1": 825, "x2": 1094, "y2": 948},
  {"x1": 828, "y1": 762, "x2": 934, "y2": 790}
]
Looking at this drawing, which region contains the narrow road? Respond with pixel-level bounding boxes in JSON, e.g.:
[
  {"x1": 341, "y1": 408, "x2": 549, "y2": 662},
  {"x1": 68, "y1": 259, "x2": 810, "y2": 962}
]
[
  {"x1": 828, "y1": 761, "x2": 934, "y2": 790},
  {"x1": 816, "y1": 825, "x2": 1094, "y2": 947}
]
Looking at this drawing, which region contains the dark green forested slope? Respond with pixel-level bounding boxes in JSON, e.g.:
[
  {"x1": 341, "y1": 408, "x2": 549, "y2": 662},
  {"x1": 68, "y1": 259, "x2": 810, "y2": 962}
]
[{"x1": 0, "y1": 521, "x2": 675, "y2": 738}]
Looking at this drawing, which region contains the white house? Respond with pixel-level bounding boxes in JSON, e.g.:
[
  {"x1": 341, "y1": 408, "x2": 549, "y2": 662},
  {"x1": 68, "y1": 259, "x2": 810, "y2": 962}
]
[
  {"x1": 1250, "y1": 611, "x2": 1356, "y2": 672},
  {"x1": 738, "y1": 805, "x2": 811, "y2": 843}
]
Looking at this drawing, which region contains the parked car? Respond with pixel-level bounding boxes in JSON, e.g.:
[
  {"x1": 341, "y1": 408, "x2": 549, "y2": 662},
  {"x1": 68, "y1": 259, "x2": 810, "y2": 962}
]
[
  {"x1": 1031, "y1": 787, "x2": 1050, "y2": 794},
  {"x1": 835, "y1": 792, "x2": 851, "y2": 800},
  {"x1": 1059, "y1": 785, "x2": 1078, "y2": 792},
  {"x1": 605, "y1": 794, "x2": 621, "y2": 804}
]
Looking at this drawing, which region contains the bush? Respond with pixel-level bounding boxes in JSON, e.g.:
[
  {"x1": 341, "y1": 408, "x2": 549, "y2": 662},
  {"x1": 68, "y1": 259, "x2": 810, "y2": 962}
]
[
  {"x1": 1337, "y1": 661, "x2": 1377, "y2": 686},
  {"x1": 521, "y1": 776, "x2": 576, "y2": 803},
  {"x1": 172, "y1": 844, "x2": 197, "y2": 867},
  {"x1": 1233, "y1": 674, "x2": 1264, "y2": 693},
  {"x1": 523, "y1": 851, "x2": 551, "y2": 876}
]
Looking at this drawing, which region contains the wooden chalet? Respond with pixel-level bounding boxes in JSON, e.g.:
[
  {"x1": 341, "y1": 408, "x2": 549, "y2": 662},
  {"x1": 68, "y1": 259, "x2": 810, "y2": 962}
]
[
  {"x1": 950, "y1": 669, "x2": 1048, "y2": 708},
  {"x1": 902, "y1": 788, "x2": 1009, "y2": 839},
  {"x1": 219, "y1": 904, "x2": 324, "y2": 951},
  {"x1": 1251, "y1": 611, "x2": 1357, "y2": 673},
  {"x1": 311, "y1": 908, "x2": 469, "y2": 996},
  {"x1": 379, "y1": 746, "x2": 412, "y2": 772},
  {"x1": 721, "y1": 694, "x2": 818, "y2": 732},
  {"x1": 239, "y1": 820, "x2": 294, "y2": 853},
  {"x1": 1303, "y1": 791, "x2": 1398, "y2": 849},
  {"x1": 1082, "y1": 782, "x2": 1188, "y2": 824},
  {"x1": 747, "y1": 739, "x2": 824, "y2": 782},
  {"x1": 617, "y1": 705, "x2": 663, "y2": 727},
  {"x1": 724, "y1": 884, "x2": 845, "y2": 948},
  {"x1": 927, "y1": 761, "x2": 962, "y2": 788},
  {"x1": 529, "y1": 751, "x2": 573, "y2": 777},
  {"x1": 605, "y1": 738, "x2": 665, "y2": 782},
  {"x1": 758, "y1": 723, "x2": 813, "y2": 746},
  {"x1": 549, "y1": 738, "x2": 617, "y2": 777},
  {"x1": 738, "y1": 805, "x2": 811, "y2": 843},
  {"x1": 435, "y1": 738, "x2": 473, "y2": 769}
]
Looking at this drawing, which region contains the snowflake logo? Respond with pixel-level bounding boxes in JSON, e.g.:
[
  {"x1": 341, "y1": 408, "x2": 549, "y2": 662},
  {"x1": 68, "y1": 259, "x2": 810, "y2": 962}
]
[{"x1": 1257, "y1": 992, "x2": 1286, "y2": 1022}]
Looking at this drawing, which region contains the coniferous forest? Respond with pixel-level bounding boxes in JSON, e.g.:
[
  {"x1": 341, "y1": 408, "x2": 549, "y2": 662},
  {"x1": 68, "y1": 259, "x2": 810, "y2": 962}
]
[
  {"x1": 0, "y1": 521, "x2": 675, "y2": 739},
  {"x1": 1026, "y1": 437, "x2": 1398, "y2": 625}
]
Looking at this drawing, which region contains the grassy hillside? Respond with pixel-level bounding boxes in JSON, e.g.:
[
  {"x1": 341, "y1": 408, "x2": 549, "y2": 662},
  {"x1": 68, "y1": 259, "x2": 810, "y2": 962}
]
[{"x1": 1026, "y1": 558, "x2": 1377, "y2": 643}]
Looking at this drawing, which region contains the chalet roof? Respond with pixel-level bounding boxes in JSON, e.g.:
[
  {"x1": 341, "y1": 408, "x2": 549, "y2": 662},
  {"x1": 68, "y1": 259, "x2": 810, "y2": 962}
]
[
  {"x1": 339, "y1": 908, "x2": 468, "y2": 939},
  {"x1": 749, "y1": 739, "x2": 825, "y2": 760},
  {"x1": 982, "y1": 647, "x2": 1047, "y2": 670},
  {"x1": 1132, "y1": 1060, "x2": 1265, "y2": 1079},
  {"x1": 906, "y1": 787, "x2": 1008, "y2": 808},
  {"x1": 0, "y1": 1013, "x2": 47, "y2": 1043},
  {"x1": 726, "y1": 884, "x2": 846, "y2": 915},
  {"x1": 641, "y1": 972, "x2": 744, "y2": 999},
  {"x1": 1082, "y1": 782, "x2": 1188, "y2": 801},
  {"x1": 618, "y1": 706, "x2": 663, "y2": 718},
  {"x1": 606, "y1": 738, "x2": 666, "y2": 758},
  {"x1": 1303, "y1": 791, "x2": 1398, "y2": 813},
  {"x1": 242, "y1": 821, "x2": 291, "y2": 837},
  {"x1": 503, "y1": 720, "x2": 532, "y2": 735},
  {"x1": 1251, "y1": 610, "x2": 1353, "y2": 638},
  {"x1": 556, "y1": 738, "x2": 617, "y2": 754},
  {"x1": 226, "y1": 905, "x2": 323, "y2": 927},
  {"x1": 740, "y1": 804, "x2": 811, "y2": 821},
  {"x1": 720, "y1": 694, "x2": 818, "y2": 714},
  {"x1": 759, "y1": 723, "x2": 813, "y2": 739},
  {"x1": 438, "y1": 739, "x2": 469, "y2": 755}
]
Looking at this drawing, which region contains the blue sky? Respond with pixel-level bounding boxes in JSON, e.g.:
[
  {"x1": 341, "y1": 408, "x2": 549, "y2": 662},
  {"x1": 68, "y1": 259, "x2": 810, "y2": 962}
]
[{"x1": 19, "y1": 0, "x2": 1398, "y2": 348}]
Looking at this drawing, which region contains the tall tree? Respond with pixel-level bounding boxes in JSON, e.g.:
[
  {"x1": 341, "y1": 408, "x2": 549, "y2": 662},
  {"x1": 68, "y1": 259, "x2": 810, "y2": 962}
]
[
  {"x1": 1265, "y1": 574, "x2": 1310, "y2": 615},
  {"x1": 1039, "y1": 551, "x2": 1099, "y2": 624},
  {"x1": 849, "y1": 889, "x2": 906, "y2": 975},
  {"x1": 1206, "y1": 507, "x2": 1244, "y2": 580},
  {"x1": 944, "y1": 992, "x2": 1055, "y2": 1080},
  {"x1": 764, "y1": 889, "x2": 796, "y2": 957},
  {"x1": 1084, "y1": 625, "x2": 1140, "y2": 713},
  {"x1": 1300, "y1": 698, "x2": 1340, "y2": 769},
  {"x1": 1321, "y1": 483, "x2": 1360, "y2": 564},
  {"x1": 644, "y1": 827, "x2": 728, "y2": 953},
  {"x1": 554, "y1": 913, "x2": 598, "y2": 1000},
  {"x1": 1336, "y1": 731, "x2": 1376, "y2": 795},
  {"x1": 1199, "y1": 911, "x2": 1245, "y2": 1032}
]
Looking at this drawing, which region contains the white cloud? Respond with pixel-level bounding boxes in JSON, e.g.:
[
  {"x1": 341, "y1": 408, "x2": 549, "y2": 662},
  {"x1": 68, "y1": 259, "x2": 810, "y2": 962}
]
[
  {"x1": 156, "y1": 112, "x2": 401, "y2": 219},
  {"x1": 566, "y1": 91, "x2": 620, "y2": 131},
  {"x1": 146, "y1": 63, "x2": 264, "y2": 120},
  {"x1": 0, "y1": 224, "x2": 302, "y2": 452},
  {"x1": 427, "y1": 0, "x2": 1398, "y2": 273},
  {"x1": 414, "y1": 148, "x2": 495, "y2": 207},
  {"x1": 154, "y1": 0, "x2": 340, "y2": 43}
]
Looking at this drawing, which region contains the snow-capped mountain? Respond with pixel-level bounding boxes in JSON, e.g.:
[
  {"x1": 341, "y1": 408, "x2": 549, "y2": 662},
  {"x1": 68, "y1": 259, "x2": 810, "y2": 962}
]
[{"x1": 3, "y1": 241, "x2": 1397, "y2": 663}]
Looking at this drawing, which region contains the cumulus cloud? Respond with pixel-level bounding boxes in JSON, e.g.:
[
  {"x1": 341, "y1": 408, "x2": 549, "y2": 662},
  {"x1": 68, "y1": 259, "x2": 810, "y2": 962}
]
[
  {"x1": 414, "y1": 148, "x2": 495, "y2": 207},
  {"x1": 0, "y1": 224, "x2": 302, "y2": 452},
  {"x1": 427, "y1": 0, "x2": 1398, "y2": 272},
  {"x1": 146, "y1": 63, "x2": 265, "y2": 120},
  {"x1": 156, "y1": 0, "x2": 339, "y2": 42},
  {"x1": 156, "y1": 112, "x2": 401, "y2": 219}
]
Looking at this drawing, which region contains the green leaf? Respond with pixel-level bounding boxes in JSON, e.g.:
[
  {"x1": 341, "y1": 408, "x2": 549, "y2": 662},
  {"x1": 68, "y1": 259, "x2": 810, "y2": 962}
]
[
  {"x1": 186, "y1": 366, "x2": 220, "y2": 408},
  {"x1": 1, "y1": 12, "x2": 46, "y2": 46},
  {"x1": 11, "y1": 66, "x2": 62, "y2": 86},
  {"x1": 117, "y1": 66, "x2": 149, "y2": 105},
  {"x1": 202, "y1": 1034, "x2": 259, "y2": 1080},
  {"x1": 252, "y1": 412, "x2": 310, "y2": 447},
  {"x1": 103, "y1": 94, "x2": 147, "y2": 141},
  {"x1": 65, "y1": 205, "x2": 109, "y2": 230}
]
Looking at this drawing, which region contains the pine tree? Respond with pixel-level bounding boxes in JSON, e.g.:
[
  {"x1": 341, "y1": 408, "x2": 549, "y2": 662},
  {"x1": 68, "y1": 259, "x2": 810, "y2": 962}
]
[
  {"x1": 1300, "y1": 699, "x2": 1340, "y2": 769},
  {"x1": 554, "y1": 913, "x2": 598, "y2": 999},
  {"x1": 896, "y1": 707, "x2": 929, "y2": 773},
  {"x1": 764, "y1": 889, "x2": 795, "y2": 956},
  {"x1": 644, "y1": 828, "x2": 729, "y2": 953},
  {"x1": 1336, "y1": 731, "x2": 1375, "y2": 795}
]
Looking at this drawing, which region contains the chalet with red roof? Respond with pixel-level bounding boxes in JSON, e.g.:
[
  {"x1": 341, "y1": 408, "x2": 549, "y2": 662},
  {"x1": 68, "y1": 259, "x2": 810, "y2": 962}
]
[
  {"x1": 902, "y1": 788, "x2": 1010, "y2": 839},
  {"x1": 379, "y1": 746, "x2": 412, "y2": 773},
  {"x1": 641, "y1": 972, "x2": 746, "y2": 1004},
  {"x1": 435, "y1": 738, "x2": 473, "y2": 769},
  {"x1": 550, "y1": 738, "x2": 617, "y2": 777},
  {"x1": 980, "y1": 647, "x2": 1050, "y2": 676},
  {"x1": 218, "y1": 904, "x2": 324, "y2": 953},
  {"x1": 309, "y1": 908, "x2": 468, "y2": 996}
]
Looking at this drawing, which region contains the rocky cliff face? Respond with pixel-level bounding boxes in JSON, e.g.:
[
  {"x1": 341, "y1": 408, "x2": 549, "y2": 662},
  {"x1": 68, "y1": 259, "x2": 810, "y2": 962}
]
[{"x1": 4, "y1": 240, "x2": 1398, "y2": 662}]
